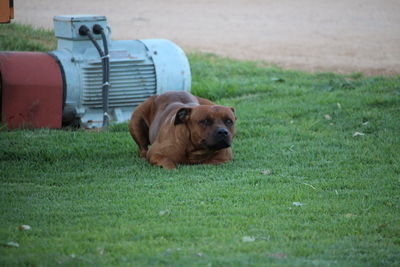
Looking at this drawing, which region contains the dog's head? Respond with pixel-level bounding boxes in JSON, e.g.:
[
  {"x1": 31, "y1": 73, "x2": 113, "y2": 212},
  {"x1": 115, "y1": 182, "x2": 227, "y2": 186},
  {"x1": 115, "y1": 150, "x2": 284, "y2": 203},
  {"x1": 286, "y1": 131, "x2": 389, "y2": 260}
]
[{"x1": 174, "y1": 105, "x2": 236, "y2": 150}]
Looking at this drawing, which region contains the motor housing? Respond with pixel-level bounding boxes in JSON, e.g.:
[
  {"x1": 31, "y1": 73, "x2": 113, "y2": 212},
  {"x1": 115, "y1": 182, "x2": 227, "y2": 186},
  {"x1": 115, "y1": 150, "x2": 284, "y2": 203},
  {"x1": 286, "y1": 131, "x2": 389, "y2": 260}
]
[{"x1": 0, "y1": 15, "x2": 191, "y2": 129}]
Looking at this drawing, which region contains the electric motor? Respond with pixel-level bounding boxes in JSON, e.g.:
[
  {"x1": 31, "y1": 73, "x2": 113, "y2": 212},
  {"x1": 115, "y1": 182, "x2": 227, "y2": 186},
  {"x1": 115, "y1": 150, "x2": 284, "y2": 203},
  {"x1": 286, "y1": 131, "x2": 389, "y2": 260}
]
[{"x1": 0, "y1": 15, "x2": 191, "y2": 129}]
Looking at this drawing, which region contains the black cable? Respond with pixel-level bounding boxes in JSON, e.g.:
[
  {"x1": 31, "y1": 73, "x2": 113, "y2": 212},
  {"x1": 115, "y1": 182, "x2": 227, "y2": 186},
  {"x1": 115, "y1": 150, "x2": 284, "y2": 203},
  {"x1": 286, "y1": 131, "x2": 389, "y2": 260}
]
[
  {"x1": 93, "y1": 24, "x2": 110, "y2": 128},
  {"x1": 79, "y1": 25, "x2": 104, "y2": 58},
  {"x1": 79, "y1": 25, "x2": 110, "y2": 128}
]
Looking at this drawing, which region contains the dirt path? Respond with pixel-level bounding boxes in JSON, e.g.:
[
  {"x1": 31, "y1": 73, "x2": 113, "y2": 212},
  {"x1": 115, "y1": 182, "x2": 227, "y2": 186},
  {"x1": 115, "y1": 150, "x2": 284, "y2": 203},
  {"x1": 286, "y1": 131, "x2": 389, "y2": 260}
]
[{"x1": 14, "y1": 0, "x2": 400, "y2": 75}]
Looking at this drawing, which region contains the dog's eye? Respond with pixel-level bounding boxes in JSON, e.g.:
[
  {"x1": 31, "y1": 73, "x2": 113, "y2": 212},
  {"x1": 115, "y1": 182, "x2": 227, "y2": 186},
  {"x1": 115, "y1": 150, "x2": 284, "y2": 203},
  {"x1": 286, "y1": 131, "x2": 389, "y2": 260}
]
[
  {"x1": 224, "y1": 119, "x2": 233, "y2": 126},
  {"x1": 199, "y1": 119, "x2": 212, "y2": 126}
]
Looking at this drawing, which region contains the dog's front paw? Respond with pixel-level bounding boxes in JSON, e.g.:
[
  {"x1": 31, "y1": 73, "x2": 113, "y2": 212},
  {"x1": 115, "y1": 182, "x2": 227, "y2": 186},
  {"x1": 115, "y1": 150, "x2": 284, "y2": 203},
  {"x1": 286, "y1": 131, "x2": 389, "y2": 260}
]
[
  {"x1": 148, "y1": 152, "x2": 177, "y2": 170},
  {"x1": 159, "y1": 159, "x2": 177, "y2": 170}
]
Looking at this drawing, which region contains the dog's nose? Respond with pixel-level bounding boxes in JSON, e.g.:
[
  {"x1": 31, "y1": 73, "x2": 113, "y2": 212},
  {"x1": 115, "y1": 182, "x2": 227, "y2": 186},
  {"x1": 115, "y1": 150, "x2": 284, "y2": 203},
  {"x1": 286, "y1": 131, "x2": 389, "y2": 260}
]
[{"x1": 217, "y1": 128, "x2": 229, "y2": 137}]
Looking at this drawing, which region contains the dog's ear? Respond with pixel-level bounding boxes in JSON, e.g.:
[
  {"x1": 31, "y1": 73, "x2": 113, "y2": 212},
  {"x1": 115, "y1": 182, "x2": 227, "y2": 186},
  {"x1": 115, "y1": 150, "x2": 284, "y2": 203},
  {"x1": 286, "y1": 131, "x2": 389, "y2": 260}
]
[
  {"x1": 230, "y1": 107, "x2": 237, "y2": 120},
  {"x1": 174, "y1": 107, "x2": 192, "y2": 125}
]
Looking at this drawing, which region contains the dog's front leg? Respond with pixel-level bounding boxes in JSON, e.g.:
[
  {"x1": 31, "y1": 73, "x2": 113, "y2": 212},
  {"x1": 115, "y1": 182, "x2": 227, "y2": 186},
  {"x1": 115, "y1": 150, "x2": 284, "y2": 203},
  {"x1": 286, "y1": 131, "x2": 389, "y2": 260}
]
[
  {"x1": 203, "y1": 148, "x2": 233, "y2": 165},
  {"x1": 147, "y1": 146, "x2": 177, "y2": 169}
]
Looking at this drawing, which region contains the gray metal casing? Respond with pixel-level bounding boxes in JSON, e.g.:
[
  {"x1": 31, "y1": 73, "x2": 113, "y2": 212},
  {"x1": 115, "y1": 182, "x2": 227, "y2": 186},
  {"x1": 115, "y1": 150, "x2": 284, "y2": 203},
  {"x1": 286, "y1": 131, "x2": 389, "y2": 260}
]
[{"x1": 51, "y1": 15, "x2": 191, "y2": 128}]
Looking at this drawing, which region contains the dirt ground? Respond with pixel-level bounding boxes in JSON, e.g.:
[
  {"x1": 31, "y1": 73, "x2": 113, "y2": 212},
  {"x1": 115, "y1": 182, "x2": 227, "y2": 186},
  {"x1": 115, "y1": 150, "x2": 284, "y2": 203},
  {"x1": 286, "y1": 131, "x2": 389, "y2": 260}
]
[{"x1": 14, "y1": 0, "x2": 400, "y2": 75}]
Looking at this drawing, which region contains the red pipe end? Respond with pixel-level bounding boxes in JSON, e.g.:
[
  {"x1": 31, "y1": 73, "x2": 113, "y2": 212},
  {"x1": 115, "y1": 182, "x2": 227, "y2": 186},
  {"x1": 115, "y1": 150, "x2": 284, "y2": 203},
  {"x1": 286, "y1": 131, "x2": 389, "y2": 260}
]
[{"x1": 0, "y1": 52, "x2": 63, "y2": 129}]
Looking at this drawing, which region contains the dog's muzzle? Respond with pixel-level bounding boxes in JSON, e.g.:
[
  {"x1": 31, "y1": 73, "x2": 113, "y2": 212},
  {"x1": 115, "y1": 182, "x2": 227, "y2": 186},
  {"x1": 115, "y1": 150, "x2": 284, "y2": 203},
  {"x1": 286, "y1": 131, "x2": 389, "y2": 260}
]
[{"x1": 203, "y1": 128, "x2": 231, "y2": 150}]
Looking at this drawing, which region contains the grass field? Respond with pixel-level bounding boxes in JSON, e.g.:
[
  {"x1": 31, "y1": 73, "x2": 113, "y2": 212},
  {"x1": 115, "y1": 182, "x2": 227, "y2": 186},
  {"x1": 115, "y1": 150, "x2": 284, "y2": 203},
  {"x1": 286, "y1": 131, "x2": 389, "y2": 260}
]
[{"x1": 1, "y1": 23, "x2": 400, "y2": 266}]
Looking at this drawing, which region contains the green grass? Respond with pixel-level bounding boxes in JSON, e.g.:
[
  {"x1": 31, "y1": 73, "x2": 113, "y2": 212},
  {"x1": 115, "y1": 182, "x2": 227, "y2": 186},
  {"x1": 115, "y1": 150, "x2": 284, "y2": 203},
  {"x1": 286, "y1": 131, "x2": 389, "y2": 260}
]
[
  {"x1": 0, "y1": 23, "x2": 56, "y2": 52},
  {"x1": 1, "y1": 23, "x2": 400, "y2": 266}
]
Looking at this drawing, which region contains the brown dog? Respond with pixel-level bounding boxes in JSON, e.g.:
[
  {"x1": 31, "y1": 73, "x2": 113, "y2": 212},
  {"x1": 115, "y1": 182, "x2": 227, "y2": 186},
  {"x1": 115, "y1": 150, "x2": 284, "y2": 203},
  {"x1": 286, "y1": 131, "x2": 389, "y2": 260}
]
[{"x1": 129, "y1": 91, "x2": 236, "y2": 169}]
